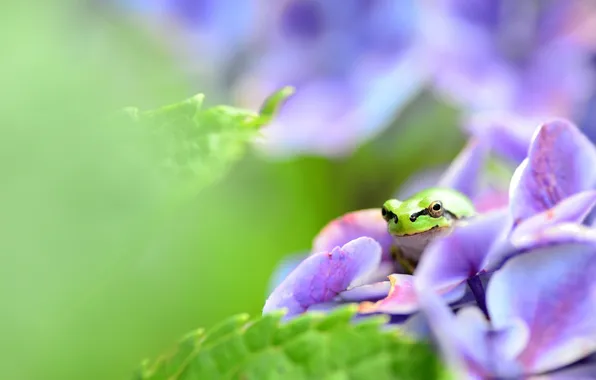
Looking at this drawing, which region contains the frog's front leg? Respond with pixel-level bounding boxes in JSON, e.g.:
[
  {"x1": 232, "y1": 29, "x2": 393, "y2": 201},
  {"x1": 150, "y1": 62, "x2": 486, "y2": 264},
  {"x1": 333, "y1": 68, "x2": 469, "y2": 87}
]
[{"x1": 390, "y1": 245, "x2": 416, "y2": 275}]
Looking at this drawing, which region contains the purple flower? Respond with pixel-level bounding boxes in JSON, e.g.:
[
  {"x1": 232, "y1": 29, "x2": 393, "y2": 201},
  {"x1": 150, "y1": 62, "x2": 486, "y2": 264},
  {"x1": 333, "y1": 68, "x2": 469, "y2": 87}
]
[
  {"x1": 120, "y1": 0, "x2": 257, "y2": 69},
  {"x1": 264, "y1": 138, "x2": 492, "y2": 317},
  {"x1": 509, "y1": 119, "x2": 596, "y2": 224},
  {"x1": 265, "y1": 119, "x2": 596, "y2": 325},
  {"x1": 235, "y1": 0, "x2": 427, "y2": 157},
  {"x1": 413, "y1": 120, "x2": 596, "y2": 310},
  {"x1": 423, "y1": 0, "x2": 596, "y2": 119},
  {"x1": 263, "y1": 237, "x2": 384, "y2": 317},
  {"x1": 416, "y1": 240, "x2": 596, "y2": 378}
]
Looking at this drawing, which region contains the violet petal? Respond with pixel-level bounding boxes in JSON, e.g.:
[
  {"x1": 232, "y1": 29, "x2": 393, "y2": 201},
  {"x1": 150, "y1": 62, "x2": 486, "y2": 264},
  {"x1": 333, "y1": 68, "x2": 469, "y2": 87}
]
[
  {"x1": 487, "y1": 242, "x2": 596, "y2": 374},
  {"x1": 263, "y1": 237, "x2": 382, "y2": 317},
  {"x1": 415, "y1": 209, "x2": 510, "y2": 292},
  {"x1": 509, "y1": 120, "x2": 596, "y2": 224},
  {"x1": 337, "y1": 281, "x2": 391, "y2": 302},
  {"x1": 357, "y1": 274, "x2": 467, "y2": 315},
  {"x1": 312, "y1": 208, "x2": 395, "y2": 262},
  {"x1": 437, "y1": 138, "x2": 489, "y2": 198},
  {"x1": 511, "y1": 190, "x2": 596, "y2": 241}
]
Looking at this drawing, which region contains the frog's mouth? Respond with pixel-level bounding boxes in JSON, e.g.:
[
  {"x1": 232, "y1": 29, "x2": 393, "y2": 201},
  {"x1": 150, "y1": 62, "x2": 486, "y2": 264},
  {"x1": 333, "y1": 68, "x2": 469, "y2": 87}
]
[{"x1": 392, "y1": 224, "x2": 443, "y2": 237}]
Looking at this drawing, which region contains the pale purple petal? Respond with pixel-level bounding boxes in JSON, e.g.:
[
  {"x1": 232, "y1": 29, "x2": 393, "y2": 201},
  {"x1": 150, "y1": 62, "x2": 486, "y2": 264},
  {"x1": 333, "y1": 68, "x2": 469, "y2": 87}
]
[
  {"x1": 357, "y1": 274, "x2": 466, "y2": 315},
  {"x1": 415, "y1": 209, "x2": 510, "y2": 292},
  {"x1": 263, "y1": 237, "x2": 382, "y2": 317},
  {"x1": 511, "y1": 223, "x2": 596, "y2": 253},
  {"x1": 463, "y1": 112, "x2": 541, "y2": 164},
  {"x1": 266, "y1": 252, "x2": 309, "y2": 295},
  {"x1": 337, "y1": 281, "x2": 391, "y2": 302},
  {"x1": 347, "y1": 261, "x2": 396, "y2": 289},
  {"x1": 394, "y1": 165, "x2": 446, "y2": 199},
  {"x1": 487, "y1": 242, "x2": 596, "y2": 374},
  {"x1": 437, "y1": 138, "x2": 489, "y2": 198},
  {"x1": 511, "y1": 190, "x2": 596, "y2": 242},
  {"x1": 357, "y1": 274, "x2": 419, "y2": 315},
  {"x1": 472, "y1": 187, "x2": 509, "y2": 213},
  {"x1": 509, "y1": 120, "x2": 596, "y2": 224},
  {"x1": 529, "y1": 355, "x2": 596, "y2": 380},
  {"x1": 414, "y1": 280, "x2": 487, "y2": 379},
  {"x1": 312, "y1": 209, "x2": 395, "y2": 262}
]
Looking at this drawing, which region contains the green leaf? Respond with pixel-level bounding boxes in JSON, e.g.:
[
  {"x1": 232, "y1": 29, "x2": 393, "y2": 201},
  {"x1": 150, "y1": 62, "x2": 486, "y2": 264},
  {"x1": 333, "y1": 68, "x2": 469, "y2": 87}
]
[
  {"x1": 133, "y1": 306, "x2": 448, "y2": 380},
  {"x1": 124, "y1": 86, "x2": 294, "y2": 203}
]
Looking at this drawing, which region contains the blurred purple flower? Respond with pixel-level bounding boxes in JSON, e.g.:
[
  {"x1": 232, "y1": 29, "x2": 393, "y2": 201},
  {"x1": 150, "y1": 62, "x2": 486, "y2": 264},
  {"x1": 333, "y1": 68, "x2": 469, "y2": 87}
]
[
  {"x1": 416, "y1": 240, "x2": 596, "y2": 378},
  {"x1": 423, "y1": 0, "x2": 596, "y2": 119},
  {"x1": 120, "y1": 0, "x2": 257, "y2": 71},
  {"x1": 236, "y1": 0, "x2": 428, "y2": 157}
]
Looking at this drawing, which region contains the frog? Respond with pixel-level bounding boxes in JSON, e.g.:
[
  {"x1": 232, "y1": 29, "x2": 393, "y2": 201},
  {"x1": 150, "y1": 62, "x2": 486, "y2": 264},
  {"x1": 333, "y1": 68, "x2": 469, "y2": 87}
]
[{"x1": 381, "y1": 187, "x2": 476, "y2": 274}]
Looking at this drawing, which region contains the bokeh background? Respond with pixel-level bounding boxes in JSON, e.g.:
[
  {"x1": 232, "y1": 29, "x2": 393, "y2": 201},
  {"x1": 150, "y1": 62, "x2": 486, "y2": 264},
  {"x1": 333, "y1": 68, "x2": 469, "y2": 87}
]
[{"x1": 2, "y1": 1, "x2": 596, "y2": 379}]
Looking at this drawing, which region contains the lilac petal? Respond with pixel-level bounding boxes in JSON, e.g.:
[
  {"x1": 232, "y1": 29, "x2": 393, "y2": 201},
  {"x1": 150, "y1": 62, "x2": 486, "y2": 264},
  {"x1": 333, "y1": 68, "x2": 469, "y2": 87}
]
[
  {"x1": 357, "y1": 274, "x2": 418, "y2": 315},
  {"x1": 511, "y1": 190, "x2": 596, "y2": 244},
  {"x1": 487, "y1": 243, "x2": 596, "y2": 374},
  {"x1": 415, "y1": 209, "x2": 510, "y2": 292},
  {"x1": 401, "y1": 313, "x2": 432, "y2": 341},
  {"x1": 416, "y1": 282, "x2": 527, "y2": 378},
  {"x1": 414, "y1": 280, "x2": 486, "y2": 379},
  {"x1": 312, "y1": 209, "x2": 394, "y2": 262},
  {"x1": 529, "y1": 354, "x2": 596, "y2": 380},
  {"x1": 463, "y1": 113, "x2": 540, "y2": 164},
  {"x1": 357, "y1": 274, "x2": 467, "y2": 315},
  {"x1": 266, "y1": 252, "x2": 309, "y2": 296},
  {"x1": 437, "y1": 138, "x2": 489, "y2": 198},
  {"x1": 347, "y1": 261, "x2": 396, "y2": 288},
  {"x1": 512, "y1": 223, "x2": 596, "y2": 251},
  {"x1": 509, "y1": 120, "x2": 596, "y2": 224},
  {"x1": 263, "y1": 237, "x2": 382, "y2": 317},
  {"x1": 472, "y1": 187, "x2": 509, "y2": 213},
  {"x1": 337, "y1": 281, "x2": 391, "y2": 302},
  {"x1": 395, "y1": 165, "x2": 446, "y2": 199}
]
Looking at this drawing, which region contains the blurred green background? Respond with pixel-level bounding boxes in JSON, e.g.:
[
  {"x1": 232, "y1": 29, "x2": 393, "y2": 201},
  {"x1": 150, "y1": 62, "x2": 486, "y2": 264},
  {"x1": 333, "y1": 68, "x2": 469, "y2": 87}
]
[{"x1": 0, "y1": 4, "x2": 464, "y2": 379}]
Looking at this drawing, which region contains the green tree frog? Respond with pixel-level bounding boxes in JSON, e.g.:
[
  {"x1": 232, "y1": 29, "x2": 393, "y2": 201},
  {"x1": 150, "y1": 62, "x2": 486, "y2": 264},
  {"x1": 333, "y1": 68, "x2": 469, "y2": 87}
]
[{"x1": 381, "y1": 187, "x2": 476, "y2": 273}]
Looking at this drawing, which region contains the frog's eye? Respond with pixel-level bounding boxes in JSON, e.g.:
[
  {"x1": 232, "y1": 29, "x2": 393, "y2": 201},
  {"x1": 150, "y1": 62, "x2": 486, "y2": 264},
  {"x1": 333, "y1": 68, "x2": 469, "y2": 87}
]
[
  {"x1": 381, "y1": 207, "x2": 398, "y2": 223},
  {"x1": 428, "y1": 201, "x2": 443, "y2": 218}
]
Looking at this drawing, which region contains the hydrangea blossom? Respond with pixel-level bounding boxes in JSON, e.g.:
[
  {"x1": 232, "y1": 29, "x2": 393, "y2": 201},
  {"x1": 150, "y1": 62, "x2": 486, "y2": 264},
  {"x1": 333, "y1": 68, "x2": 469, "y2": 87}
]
[
  {"x1": 264, "y1": 119, "x2": 596, "y2": 334},
  {"x1": 422, "y1": 0, "x2": 596, "y2": 118},
  {"x1": 416, "y1": 240, "x2": 596, "y2": 378},
  {"x1": 264, "y1": 138, "x2": 494, "y2": 318},
  {"x1": 235, "y1": 0, "x2": 428, "y2": 157}
]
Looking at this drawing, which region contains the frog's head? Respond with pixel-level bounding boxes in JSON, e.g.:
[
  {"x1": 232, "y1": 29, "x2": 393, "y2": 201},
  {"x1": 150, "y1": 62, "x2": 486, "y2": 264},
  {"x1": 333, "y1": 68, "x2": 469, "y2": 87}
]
[{"x1": 381, "y1": 197, "x2": 454, "y2": 237}]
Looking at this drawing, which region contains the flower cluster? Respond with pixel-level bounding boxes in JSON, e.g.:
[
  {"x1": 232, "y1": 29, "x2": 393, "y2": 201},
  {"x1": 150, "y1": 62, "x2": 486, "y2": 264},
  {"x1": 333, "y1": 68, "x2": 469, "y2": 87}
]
[
  {"x1": 122, "y1": 0, "x2": 596, "y2": 157},
  {"x1": 264, "y1": 119, "x2": 596, "y2": 378}
]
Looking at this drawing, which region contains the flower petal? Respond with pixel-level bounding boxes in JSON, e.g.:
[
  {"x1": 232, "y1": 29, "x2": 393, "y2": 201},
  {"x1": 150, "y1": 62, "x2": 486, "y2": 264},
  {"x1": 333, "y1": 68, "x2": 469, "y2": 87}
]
[
  {"x1": 511, "y1": 223, "x2": 596, "y2": 251},
  {"x1": 529, "y1": 355, "x2": 596, "y2": 380},
  {"x1": 337, "y1": 281, "x2": 391, "y2": 302},
  {"x1": 472, "y1": 188, "x2": 509, "y2": 213},
  {"x1": 415, "y1": 209, "x2": 511, "y2": 292},
  {"x1": 463, "y1": 113, "x2": 540, "y2": 164},
  {"x1": 358, "y1": 274, "x2": 467, "y2": 315},
  {"x1": 357, "y1": 274, "x2": 418, "y2": 315},
  {"x1": 487, "y1": 242, "x2": 596, "y2": 374},
  {"x1": 509, "y1": 120, "x2": 596, "y2": 224},
  {"x1": 511, "y1": 190, "x2": 596, "y2": 242},
  {"x1": 437, "y1": 138, "x2": 489, "y2": 198},
  {"x1": 414, "y1": 280, "x2": 488, "y2": 379},
  {"x1": 263, "y1": 237, "x2": 382, "y2": 317},
  {"x1": 312, "y1": 209, "x2": 395, "y2": 262},
  {"x1": 266, "y1": 252, "x2": 309, "y2": 296}
]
